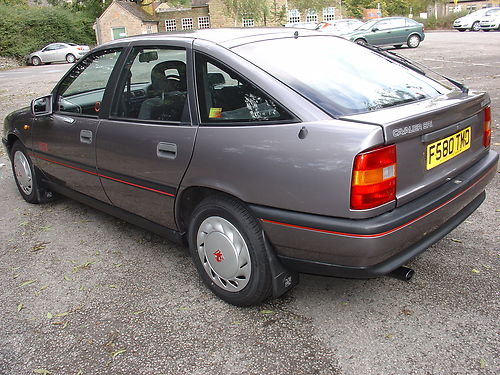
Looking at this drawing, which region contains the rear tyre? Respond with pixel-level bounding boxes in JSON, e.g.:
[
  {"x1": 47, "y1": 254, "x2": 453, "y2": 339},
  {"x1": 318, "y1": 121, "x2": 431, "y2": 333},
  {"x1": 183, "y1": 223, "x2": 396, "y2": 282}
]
[
  {"x1": 355, "y1": 38, "x2": 367, "y2": 46},
  {"x1": 407, "y1": 34, "x2": 421, "y2": 48},
  {"x1": 458, "y1": 29, "x2": 465, "y2": 32},
  {"x1": 31, "y1": 56, "x2": 41, "y2": 66},
  {"x1": 66, "y1": 54, "x2": 76, "y2": 64},
  {"x1": 188, "y1": 195, "x2": 273, "y2": 306},
  {"x1": 11, "y1": 141, "x2": 42, "y2": 204}
]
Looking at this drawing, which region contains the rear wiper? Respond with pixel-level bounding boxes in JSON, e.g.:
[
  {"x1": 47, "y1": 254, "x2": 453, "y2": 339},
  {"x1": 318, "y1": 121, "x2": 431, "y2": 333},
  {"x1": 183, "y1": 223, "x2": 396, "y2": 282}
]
[{"x1": 361, "y1": 44, "x2": 469, "y2": 94}]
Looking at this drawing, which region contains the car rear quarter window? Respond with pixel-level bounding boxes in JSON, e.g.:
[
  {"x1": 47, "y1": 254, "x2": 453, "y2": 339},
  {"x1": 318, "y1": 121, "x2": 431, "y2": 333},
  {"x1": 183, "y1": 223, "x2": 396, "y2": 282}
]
[
  {"x1": 195, "y1": 53, "x2": 293, "y2": 124},
  {"x1": 233, "y1": 36, "x2": 448, "y2": 117}
]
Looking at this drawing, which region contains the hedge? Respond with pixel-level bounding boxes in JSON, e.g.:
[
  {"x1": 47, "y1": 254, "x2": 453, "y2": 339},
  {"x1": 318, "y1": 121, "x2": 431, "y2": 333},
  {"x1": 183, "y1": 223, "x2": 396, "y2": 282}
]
[{"x1": 0, "y1": 5, "x2": 96, "y2": 60}]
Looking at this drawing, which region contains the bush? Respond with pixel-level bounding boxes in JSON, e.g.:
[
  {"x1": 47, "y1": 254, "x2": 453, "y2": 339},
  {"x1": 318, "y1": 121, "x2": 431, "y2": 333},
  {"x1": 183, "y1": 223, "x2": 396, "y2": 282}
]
[
  {"x1": 415, "y1": 10, "x2": 469, "y2": 30},
  {"x1": 0, "y1": 4, "x2": 96, "y2": 60}
]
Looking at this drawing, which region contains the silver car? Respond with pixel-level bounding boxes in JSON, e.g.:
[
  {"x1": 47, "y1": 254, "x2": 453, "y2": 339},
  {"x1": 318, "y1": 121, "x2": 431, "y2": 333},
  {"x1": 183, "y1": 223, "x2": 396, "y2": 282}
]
[
  {"x1": 27, "y1": 42, "x2": 90, "y2": 66},
  {"x1": 3, "y1": 29, "x2": 498, "y2": 306}
]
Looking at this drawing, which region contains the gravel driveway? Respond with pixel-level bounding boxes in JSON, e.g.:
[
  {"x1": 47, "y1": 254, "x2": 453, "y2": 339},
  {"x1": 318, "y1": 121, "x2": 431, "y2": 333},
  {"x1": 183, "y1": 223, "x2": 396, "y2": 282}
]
[{"x1": 0, "y1": 31, "x2": 499, "y2": 375}]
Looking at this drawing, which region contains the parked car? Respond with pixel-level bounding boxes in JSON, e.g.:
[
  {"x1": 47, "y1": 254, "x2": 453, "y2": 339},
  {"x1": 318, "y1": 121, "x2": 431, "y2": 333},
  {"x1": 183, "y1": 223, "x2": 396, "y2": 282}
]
[
  {"x1": 3, "y1": 29, "x2": 497, "y2": 306},
  {"x1": 479, "y1": 8, "x2": 500, "y2": 31},
  {"x1": 283, "y1": 21, "x2": 318, "y2": 29},
  {"x1": 453, "y1": 7, "x2": 500, "y2": 31},
  {"x1": 315, "y1": 19, "x2": 364, "y2": 35},
  {"x1": 27, "y1": 42, "x2": 90, "y2": 66},
  {"x1": 342, "y1": 17, "x2": 425, "y2": 48}
]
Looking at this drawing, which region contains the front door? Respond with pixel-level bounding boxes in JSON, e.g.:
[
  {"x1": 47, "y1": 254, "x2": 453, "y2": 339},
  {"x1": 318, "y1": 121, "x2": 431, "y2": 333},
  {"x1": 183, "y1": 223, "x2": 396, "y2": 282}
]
[
  {"x1": 32, "y1": 48, "x2": 123, "y2": 202},
  {"x1": 96, "y1": 45, "x2": 197, "y2": 229}
]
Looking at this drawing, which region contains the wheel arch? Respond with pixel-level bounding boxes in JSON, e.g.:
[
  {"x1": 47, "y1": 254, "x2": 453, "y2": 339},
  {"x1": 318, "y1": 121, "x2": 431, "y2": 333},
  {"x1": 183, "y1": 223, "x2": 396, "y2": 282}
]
[
  {"x1": 5, "y1": 133, "x2": 21, "y2": 156},
  {"x1": 175, "y1": 186, "x2": 252, "y2": 233},
  {"x1": 407, "y1": 32, "x2": 422, "y2": 41},
  {"x1": 31, "y1": 55, "x2": 42, "y2": 63}
]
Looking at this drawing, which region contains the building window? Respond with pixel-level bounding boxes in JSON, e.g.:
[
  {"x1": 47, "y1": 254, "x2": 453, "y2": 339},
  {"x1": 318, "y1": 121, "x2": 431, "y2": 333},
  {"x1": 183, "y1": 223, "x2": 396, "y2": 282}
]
[
  {"x1": 112, "y1": 27, "x2": 127, "y2": 40},
  {"x1": 147, "y1": 25, "x2": 153, "y2": 34},
  {"x1": 242, "y1": 17, "x2": 254, "y2": 27},
  {"x1": 288, "y1": 9, "x2": 300, "y2": 23},
  {"x1": 165, "y1": 19, "x2": 177, "y2": 31},
  {"x1": 306, "y1": 9, "x2": 318, "y2": 23},
  {"x1": 182, "y1": 18, "x2": 193, "y2": 30},
  {"x1": 323, "y1": 7, "x2": 335, "y2": 21},
  {"x1": 198, "y1": 16, "x2": 210, "y2": 29}
]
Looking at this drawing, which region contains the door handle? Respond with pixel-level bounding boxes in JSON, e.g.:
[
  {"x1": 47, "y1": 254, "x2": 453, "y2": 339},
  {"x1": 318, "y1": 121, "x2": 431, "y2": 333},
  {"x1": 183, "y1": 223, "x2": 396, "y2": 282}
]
[
  {"x1": 80, "y1": 129, "x2": 92, "y2": 144},
  {"x1": 157, "y1": 142, "x2": 177, "y2": 160}
]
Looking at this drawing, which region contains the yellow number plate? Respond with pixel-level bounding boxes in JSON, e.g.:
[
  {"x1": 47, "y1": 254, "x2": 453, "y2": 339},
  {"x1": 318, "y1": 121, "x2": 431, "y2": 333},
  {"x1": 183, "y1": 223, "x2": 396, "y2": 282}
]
[{"x1": 426, "y1": 127, "x2": 471, "y2": 170}]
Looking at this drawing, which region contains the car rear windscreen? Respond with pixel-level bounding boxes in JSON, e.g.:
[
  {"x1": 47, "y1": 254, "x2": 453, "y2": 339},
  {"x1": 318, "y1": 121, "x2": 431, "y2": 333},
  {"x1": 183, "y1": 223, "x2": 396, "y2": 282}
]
[{"x1": 233, "y1": 36, "x2": 449, "y2": 116}]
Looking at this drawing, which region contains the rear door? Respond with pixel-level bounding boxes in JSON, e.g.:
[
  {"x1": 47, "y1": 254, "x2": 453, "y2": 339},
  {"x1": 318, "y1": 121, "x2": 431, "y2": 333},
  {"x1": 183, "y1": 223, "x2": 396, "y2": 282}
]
[
  {"x1": 32, "y1": 48, "x2": 123, "y2": 202},
  {"x1": 96, "y1": 42, "x2": 196, "y2": 229}
]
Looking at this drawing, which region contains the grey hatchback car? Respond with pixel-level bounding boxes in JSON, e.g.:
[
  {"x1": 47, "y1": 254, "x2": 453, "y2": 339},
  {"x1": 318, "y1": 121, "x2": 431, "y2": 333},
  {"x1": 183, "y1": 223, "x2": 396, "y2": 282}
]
[{"x1": 3, "y1": 29, "x2": 497, "y2": 306}]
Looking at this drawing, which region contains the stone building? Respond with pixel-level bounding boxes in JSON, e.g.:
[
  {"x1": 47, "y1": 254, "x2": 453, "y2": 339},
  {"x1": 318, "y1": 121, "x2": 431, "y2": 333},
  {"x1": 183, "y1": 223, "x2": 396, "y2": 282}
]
[{"x1": 95, "y1": 0, "x2": 342, "y2": 44}]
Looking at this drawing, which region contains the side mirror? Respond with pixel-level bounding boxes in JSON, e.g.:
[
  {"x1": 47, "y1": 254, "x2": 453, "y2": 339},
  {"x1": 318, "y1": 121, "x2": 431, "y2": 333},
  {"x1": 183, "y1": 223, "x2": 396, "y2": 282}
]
[
  {"x1": 31, "y1": 95, "x2": 53, "y2": 117},
  {"x1": 372, "y1": 27, "x2": 379, "y2": 32}
]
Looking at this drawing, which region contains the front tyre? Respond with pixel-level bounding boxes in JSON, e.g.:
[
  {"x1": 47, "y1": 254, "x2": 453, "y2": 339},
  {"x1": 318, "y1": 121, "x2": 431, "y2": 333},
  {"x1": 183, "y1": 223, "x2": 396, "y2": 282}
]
[
  {"x1": 188, "y1": 195, "x2": 272, "y2": 306},
  {"x1": 31, "y1": 56, "x2": 41, "y2": 66},
  {"x1": 355, "y1": 38, "x2": 367, "y2": 46},
  {"x1": 11, "y1": 141, "x2": 41, "y2": 204},
  {"x1": 407, "y1": 34, "x2": 421, "y2": 48},
  {"x1": 471, "y1": 22, "x2": 480, "y2": 32}
]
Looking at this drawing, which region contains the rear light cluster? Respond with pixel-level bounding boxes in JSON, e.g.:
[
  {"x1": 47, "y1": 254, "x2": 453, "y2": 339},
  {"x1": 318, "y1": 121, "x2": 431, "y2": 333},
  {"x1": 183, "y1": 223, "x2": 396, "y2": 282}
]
[
  {"x1": 351, "y1": 145, "x2": 397, "y2": 210},
  {"x1": 77, "y1": 47, "x2": 85, "y2": 51},
  {"x1": 483, "y1": 106, "x2": 491, "y2": 148}
]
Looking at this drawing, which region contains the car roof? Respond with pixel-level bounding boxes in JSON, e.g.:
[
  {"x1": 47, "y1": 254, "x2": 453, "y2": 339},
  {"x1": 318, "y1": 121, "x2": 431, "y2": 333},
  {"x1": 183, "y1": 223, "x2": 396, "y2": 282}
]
[{"x1": 99, "y1": 28, "x2": 319, "y2": 50}]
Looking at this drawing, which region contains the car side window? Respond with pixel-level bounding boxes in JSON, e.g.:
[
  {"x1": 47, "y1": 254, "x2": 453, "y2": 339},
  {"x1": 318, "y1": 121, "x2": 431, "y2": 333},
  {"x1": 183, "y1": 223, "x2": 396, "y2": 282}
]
[
  {"x1": 55, "y1": 49, "x2": 122, "y2": 117},
  {"x1": 111, "y1": 47, "x2": 187, "y2": 123},
  {"x1": 195, "y1": 53, "x2": 292, "y2": 124}
]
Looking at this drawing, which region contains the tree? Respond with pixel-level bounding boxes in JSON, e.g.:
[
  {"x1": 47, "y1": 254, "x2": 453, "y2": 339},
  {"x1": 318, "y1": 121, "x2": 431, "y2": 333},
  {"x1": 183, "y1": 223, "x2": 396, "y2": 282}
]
[
  {"x1": 221, "y1": 0, "x2": 269, "y2": 25},
  {"x1": 288, "y1": 0, "x2": 336, "y2": 15},
  {"x1": 269, "y1": 0, "x2": 287, "y2": 25}
]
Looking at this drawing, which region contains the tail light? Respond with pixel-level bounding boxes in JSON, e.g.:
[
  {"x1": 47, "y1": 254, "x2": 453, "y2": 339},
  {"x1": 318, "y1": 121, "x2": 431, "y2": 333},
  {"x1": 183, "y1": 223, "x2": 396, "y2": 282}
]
[
  {"x1": 77, "y1": 47, "x2": 85, "y2": 51},
  {"x1": 422, "y1": 26, "x2": 425, "y2": 33},
  {"x1": 483, "y1": 106, "x2": 491, "y2": 147},
  {"x1": 351, "y1": 145, "x2": 397, "y2": 210}
]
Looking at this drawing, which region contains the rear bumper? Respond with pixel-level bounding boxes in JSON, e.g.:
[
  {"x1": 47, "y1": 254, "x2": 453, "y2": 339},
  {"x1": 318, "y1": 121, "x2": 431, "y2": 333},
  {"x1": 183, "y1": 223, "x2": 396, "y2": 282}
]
[{"x1": 251, "y1": 150, "x2": 498, "y2": 278}]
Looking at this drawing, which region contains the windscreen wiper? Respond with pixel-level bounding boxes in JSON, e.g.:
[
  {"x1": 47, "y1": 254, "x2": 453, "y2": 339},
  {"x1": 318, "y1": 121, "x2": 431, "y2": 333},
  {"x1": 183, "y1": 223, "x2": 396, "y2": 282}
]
[{"x1": 361, "y1": 44, "x2": 469, "y2": 94}]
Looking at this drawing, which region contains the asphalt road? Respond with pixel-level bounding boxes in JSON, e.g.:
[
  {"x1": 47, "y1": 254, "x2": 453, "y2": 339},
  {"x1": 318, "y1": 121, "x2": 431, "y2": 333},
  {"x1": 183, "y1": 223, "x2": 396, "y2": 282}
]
[{"x1": 0, "y1": 31, "x2": 499, "y2": 375}]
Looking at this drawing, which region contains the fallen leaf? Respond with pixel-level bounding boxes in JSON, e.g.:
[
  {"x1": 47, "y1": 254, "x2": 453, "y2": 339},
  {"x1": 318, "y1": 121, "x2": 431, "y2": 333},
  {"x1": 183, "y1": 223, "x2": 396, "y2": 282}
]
[
  {"x1": 450, "y1": 238, "x2": 462, "y2": 243},
  {"x1": 260, "y1": 309, "x2": 274, "y2": 315},
  {"x1": 479, "y1": 358, "x2": 485, "y2": 369},
  {"x1": 114, "y1": 263, "x2": 123, "y2": 268},
  {"x1": 108, "y1": 284, "x2": 118, "y2": 289},
  {"x1": 95, "y1": 251, "x2": 101, "y2": 256},
  {"x1": 13, "y1": 274, "x2": 20, "y2": 279},
  {"x1": 231, "y1": 321, "x2": 242, "y2": 325},
  {"x1": 111, "y1": 348, "x2": 127, "y2": 358},
  {"x1": 17, "y1": 303, "x2": 24, "y2": 312},
  {"x1": 19, "y1": 280, "x2": 36, "y2": 287},
  {"x1": 11, "y1": 266, "x2": 21, "y2": 270},
  {"x1": 40, "y1": 226, "x2": 52, "y2": 231},
  {"x1": 385, "y1": 334, "x2": 394, "y2": 339},
  {"x1": 32, "y1": 242, "x2": 50, "y2": 252},
  {"x1": 33, "y1": 369, "x2": 50, "y2": 374},
  {"x1": 55, "y1": 312, "x2": 69, "y2": 318},
  {"x1": 19, "y1": 221, "x2": 29, "y2": 226},
  {"x1": 471, "y1": 269, "x2": 480, "y2": 274},
  {"x1": 47, "y1": 312, "x2": 53, "y2": 319},
  {"x1": 133, "y1": 310, "x2": 146, "y2": 315},
  {"x1": 39, "y1": 285, "x2": 49, "y2": 291},
  {"x1": 64, "y1": 275, "x2": 71, "y2": 281}
]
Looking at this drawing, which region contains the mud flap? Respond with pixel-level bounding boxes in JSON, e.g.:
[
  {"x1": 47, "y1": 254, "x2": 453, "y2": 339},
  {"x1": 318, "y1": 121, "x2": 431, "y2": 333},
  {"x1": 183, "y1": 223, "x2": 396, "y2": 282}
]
[{"x1": 261, "y1": 231, "x2": 299, "y2": 298}]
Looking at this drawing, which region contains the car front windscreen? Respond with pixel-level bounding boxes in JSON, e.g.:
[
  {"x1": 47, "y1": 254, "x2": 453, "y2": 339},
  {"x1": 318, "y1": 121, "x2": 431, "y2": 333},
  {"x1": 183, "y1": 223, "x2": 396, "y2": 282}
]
[
  {"x1": 356, "y1": 20, "x2": 377, "y2": 30},
  {"x1": 233, "y1": 36, "x2": 448, "y2": 116}
]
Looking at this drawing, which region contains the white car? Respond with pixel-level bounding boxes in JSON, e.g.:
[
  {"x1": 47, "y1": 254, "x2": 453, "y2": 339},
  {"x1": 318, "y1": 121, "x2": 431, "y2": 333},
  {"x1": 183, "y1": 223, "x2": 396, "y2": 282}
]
[
  {"x1": 479, "y1": 8, "x2": 500, "y2": 31},
  {"x1": 27, "y1": 42, "x2": 90, "y2": 66},
  {"x1": 283, "y1": 22, "x2": 318, "y2": 29},
  {"x1": 453, "y1": 7, "x2": 500, "y2": 31},
  {"x1": 315, "y1": 19, "x2": 364, "y2": 35}
]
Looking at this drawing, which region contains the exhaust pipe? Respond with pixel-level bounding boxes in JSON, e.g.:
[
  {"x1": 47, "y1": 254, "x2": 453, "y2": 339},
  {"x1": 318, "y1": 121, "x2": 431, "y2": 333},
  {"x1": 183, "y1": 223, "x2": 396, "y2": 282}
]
[{"x1": 389, "y1": 266, "x2": 415, "y2": 282}]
